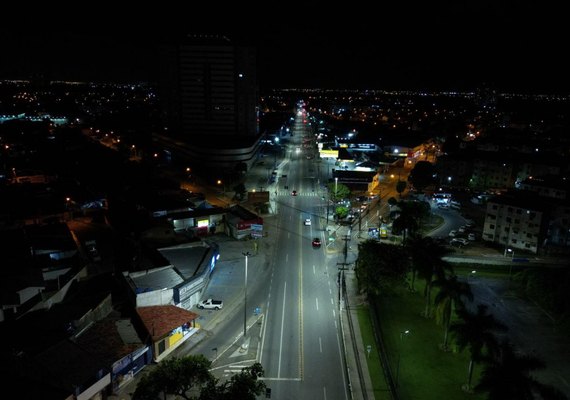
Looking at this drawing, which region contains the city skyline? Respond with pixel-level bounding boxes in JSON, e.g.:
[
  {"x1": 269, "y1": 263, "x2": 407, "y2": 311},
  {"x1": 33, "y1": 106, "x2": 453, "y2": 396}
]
[{"x1": 1, "y1": 3, "x2": 568, "y2": 93}]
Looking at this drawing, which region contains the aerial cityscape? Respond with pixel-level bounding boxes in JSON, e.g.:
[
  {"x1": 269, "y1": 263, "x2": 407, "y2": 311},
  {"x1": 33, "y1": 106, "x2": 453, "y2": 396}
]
[{"x1": 1, "y1": 10, "x2": 569, "y2": 400}]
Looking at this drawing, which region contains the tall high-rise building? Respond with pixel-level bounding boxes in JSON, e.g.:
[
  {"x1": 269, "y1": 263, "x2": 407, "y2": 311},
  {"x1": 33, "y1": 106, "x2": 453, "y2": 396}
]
[{"x1": 159, "y1": 35, "x2": 261, "y2": 172}]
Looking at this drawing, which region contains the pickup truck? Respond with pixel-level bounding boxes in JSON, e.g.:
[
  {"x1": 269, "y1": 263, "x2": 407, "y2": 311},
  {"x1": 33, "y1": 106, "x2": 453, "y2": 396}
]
[{"x1": 197, "y1": 299, "x2": 223, "y2": 310}]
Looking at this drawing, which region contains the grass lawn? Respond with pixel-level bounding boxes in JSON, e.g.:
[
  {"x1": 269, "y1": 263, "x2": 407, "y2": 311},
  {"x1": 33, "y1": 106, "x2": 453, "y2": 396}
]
[
  {"x1": 357, "y1": 307, "x2": 391, "y2": 399},
  {"x1": 361, "y1": 285, "x2": 487, "y2": 400}
]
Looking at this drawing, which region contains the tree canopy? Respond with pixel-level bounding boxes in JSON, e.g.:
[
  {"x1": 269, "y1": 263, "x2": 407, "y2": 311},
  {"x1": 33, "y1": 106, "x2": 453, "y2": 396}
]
[
  {"x1": 327, "y1": 181, "x2": 350, "y2": 202},
  {"x1": 475, "y1": 341, "x2": 568, "y2": 400},
  {"x1": 396, "y1": 180, "x2": 407, "y2": 198},
  {"x1": 132, "y1": 355, "x2": 266, "y2": 400},
  {"x1": 408, "y1": 161, "x2": 436, "y2": 192},
  {"x1": 355, "y1": 239, "x2": 408, "y2": 295}
]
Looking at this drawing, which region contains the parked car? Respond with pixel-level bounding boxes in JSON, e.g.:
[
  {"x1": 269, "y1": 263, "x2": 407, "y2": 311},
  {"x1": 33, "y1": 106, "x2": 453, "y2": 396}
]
[
  {"x1": 450, "y1": 238, "x2": 469, "y2": 246},
  {"x1": 197, "y1": 299, "x2": 223, "y2": 310},
  {"x1": 468, "y1": 233, "x2": 477, "y2": 241}
]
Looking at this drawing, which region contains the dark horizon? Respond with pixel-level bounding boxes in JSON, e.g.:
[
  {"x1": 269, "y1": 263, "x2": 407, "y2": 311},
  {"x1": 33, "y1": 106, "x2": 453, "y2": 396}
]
[{"x1": 1, "y1": 3, "x2": 568, "y2": 94}]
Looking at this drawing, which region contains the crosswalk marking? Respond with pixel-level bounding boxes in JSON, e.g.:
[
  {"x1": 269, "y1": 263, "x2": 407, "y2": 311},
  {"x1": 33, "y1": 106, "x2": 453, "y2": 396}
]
[{"x1": 278, "y1": 191, "x2": 320, "y2": 197}]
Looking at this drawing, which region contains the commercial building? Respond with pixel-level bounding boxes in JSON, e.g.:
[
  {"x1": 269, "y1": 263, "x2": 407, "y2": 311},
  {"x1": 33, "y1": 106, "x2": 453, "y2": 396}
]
[{"x1": 159, "y1": 34, "x2": 261, "y2": 172}]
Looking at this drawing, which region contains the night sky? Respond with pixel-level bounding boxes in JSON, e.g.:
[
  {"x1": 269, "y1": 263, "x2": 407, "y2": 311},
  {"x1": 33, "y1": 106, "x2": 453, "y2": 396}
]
[{"x1": 1, "y1": 3, "x2": 568, "y2": 92}]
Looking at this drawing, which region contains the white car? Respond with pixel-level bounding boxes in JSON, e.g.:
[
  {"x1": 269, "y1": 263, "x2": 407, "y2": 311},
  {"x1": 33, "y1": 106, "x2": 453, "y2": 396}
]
[
  {"x1": 450, "y1": 238, "x2": 469, "y2": 246},
  {"x1": 304, "y1": 218, "x2": 311, "y2": 226}
]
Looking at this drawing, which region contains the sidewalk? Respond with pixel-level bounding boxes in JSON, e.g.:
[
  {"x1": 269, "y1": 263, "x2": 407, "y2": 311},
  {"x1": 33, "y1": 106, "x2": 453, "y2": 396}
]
[{"x1": 343, "y1": 270, "x2": 376, "y2": 400}]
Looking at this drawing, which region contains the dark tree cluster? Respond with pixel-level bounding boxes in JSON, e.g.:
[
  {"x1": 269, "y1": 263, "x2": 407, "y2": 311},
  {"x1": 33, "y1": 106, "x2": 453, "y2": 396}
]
[{"x1": 132, "y1": 355, "x2": 266, "y2": 400}]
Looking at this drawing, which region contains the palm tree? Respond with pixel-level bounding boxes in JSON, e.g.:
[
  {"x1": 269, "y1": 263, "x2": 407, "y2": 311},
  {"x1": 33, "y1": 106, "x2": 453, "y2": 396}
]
[
  {"x1": 476, "y1": 341, "x2": 568, "y2": 400},
  {"x1": 450, "y1": 304, "x2": 507, "y2": 392},
  {"x1": 433, "y1": 274, "x2": 473, "y2": 351},
  {"x1": 406, "y1": 235, "x2": 452, "y2": 317}
]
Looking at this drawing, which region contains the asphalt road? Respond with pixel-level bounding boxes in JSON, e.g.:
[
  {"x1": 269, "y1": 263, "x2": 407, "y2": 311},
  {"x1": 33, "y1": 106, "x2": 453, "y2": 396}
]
[{"x1": 258, "y1": 114, "x2": 348, "y2": 399}]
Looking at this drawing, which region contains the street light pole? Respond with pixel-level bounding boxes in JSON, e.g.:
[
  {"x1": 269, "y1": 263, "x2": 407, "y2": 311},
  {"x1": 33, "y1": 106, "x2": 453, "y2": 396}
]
[
  {"x1": 242, "y1": 252, "x2": 251, "y2": 338},
  {"x1": 334, "y1": 177, "x2": 338, "y2": 201},
  {"x1": 326, "y1": 194, "x2": 330, "y2": 225},
  {"x1": 396, "y1": 330, "x2": 410, "y2": 387}
]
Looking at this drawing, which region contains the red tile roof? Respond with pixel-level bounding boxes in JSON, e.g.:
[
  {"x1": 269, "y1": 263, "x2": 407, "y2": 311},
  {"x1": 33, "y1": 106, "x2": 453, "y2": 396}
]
[{"x1": 137, "y1": 305, "x2": 199, "y2": 341}]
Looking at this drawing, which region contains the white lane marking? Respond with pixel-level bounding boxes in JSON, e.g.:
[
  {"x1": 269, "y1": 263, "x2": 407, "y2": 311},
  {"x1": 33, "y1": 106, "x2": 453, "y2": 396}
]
[
  {"x1": 319, "y1": 337, "x2": 323, "y2": 353},
  {"x1": 313, "y1": 264, "x2": 316, "y2": 275},
  {"x1": 278, "y1": 282, "x2": 287, "y2": 378},
  {"x1": 286, "y1": 254, "x2": 288, "y2": 263},
  {"x1": 323, "y1": 386, "x2": 327, "y2": 400},
  {"x1": 316, "y1": 297, "x2": 319, "y2": 311},
  {"x1": 259, "y1": 301, "x2": 270, "y2": 365},
  {"x1": 335, "y1": 331, "x2": 349, "y2": 399}
]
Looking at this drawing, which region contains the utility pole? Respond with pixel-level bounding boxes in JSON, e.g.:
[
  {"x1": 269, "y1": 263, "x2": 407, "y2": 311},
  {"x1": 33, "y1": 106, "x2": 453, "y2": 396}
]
[{"x1": 337, "y1": 232, "x2": 351, "y2": 310}]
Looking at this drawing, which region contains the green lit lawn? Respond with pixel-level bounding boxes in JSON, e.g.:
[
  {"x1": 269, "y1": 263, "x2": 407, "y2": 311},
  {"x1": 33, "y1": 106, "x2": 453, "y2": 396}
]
[
  {"x1": 356, "y1": 307, "x2": 391, "y2": 399},
  {"x1": 359, "y1": 285, "x2": 487, "y2": 400}
]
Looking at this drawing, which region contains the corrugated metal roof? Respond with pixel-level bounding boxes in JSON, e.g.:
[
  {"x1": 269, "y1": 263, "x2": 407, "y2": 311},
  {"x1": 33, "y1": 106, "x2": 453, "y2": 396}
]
[{"x1": 131, "y1": 267, "x2": 184, "y2": 292}]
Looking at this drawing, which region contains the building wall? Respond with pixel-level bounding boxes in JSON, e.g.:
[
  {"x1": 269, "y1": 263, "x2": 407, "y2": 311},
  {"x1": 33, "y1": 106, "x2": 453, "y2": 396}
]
[
  {"x1": 136, "y1": 288, "x2": 175, "y2": 308},
  {"x1": 546, "y1": 204, "x2": 570, "y2": 248},
  {"x1": 519, "y1": 182, "x2": 567, "y2": 200},
  {"x1": 516, "y1": 162, "x2": 561, "y2": 182},
  {"x1": 160, "y1": 37, "x2": 257, "y2": 139},
  {"x1": 178, "y1": 43, "x2": 237, "y2": 137},
  {"x1": 483, "y1": 200, "x2": 544, "y2": 254},
  {"x1": 471, "y1": 158, "x2": 515, "y2": 190},
  {"x1": 436, "y1": 156, "x2": 472, "y2": 187},
  {"x1": 159, "y1": 36, "x2": 259, "y2": 171}
]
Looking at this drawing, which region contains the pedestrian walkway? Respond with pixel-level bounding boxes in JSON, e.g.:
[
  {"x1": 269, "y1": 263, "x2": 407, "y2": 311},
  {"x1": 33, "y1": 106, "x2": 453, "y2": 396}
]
[
  {"x1": 278, "y1": 189, "x2": 321, "y2": 197},
  {"x1": 343, "y1": 270, "x2": 376, "y2": 400}
]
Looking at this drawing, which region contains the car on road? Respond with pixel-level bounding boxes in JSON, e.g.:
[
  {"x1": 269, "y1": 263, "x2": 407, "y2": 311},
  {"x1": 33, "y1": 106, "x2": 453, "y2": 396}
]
[
  {"x1": 304, "y1": 218, "x2": 311, "y2": 226},
  {"x1": 291, "y1": 190, "x2": 297, "y2": 196},
  {"x1": 312, "y1": 237, "x2": 322, "y2": 248}
]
